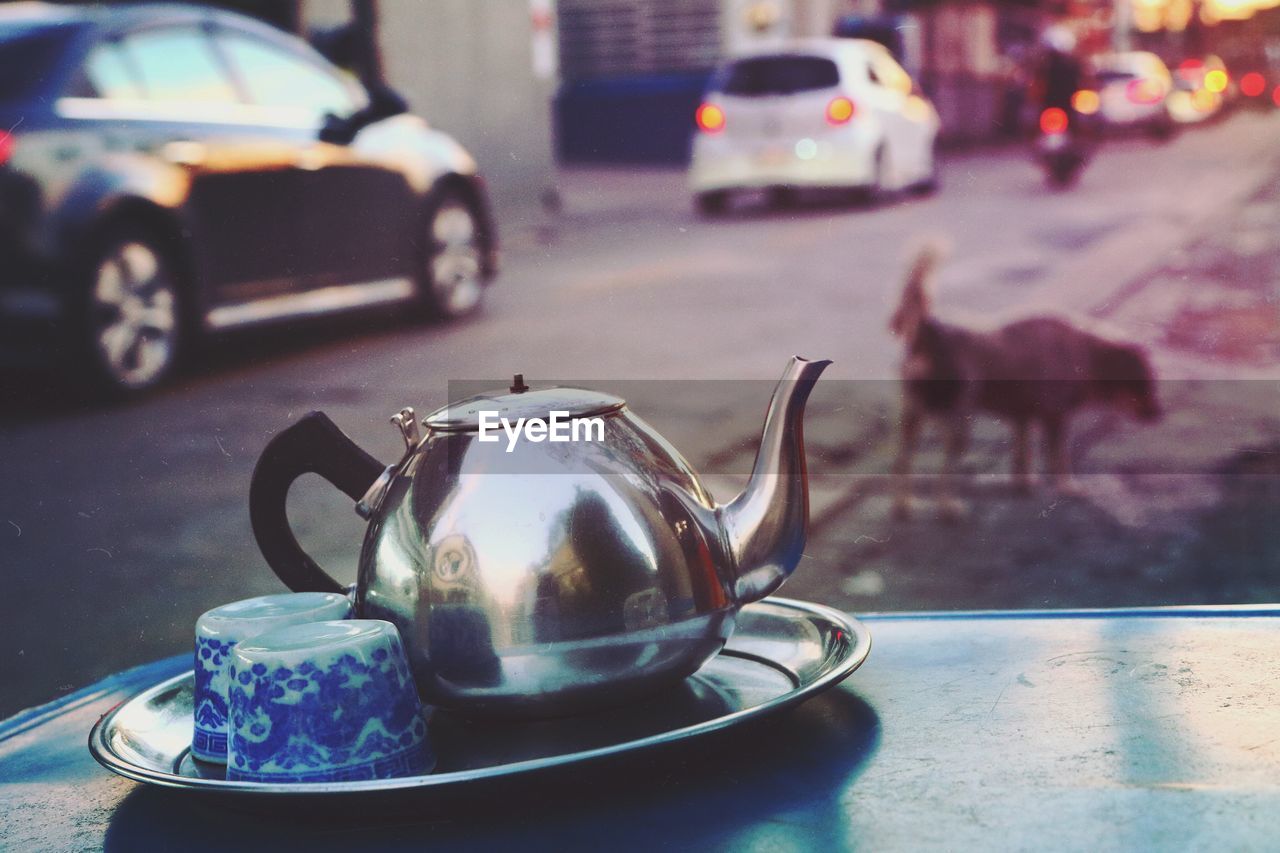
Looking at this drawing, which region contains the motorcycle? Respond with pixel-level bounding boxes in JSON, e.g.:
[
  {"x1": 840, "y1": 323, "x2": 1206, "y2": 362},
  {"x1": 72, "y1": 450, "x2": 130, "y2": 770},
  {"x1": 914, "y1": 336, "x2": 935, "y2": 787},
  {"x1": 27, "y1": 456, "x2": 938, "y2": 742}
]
[{"x1": 1034, "y1": 106, "x2": 1091, "y2": 188}]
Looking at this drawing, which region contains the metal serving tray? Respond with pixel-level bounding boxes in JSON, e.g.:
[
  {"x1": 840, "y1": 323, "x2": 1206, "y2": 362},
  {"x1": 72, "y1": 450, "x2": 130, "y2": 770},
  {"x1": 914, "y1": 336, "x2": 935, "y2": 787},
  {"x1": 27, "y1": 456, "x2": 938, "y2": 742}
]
[{"x1": 89, "y1": 598, "x2": 870, "y2": 802}]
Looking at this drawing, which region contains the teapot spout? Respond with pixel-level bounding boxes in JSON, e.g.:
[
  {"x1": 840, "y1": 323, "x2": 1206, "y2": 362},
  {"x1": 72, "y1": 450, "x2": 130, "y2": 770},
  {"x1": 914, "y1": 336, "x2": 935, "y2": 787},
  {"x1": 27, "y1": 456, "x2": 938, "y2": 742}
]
[{"x1": 721, "y1": 356, "x2": 832, "y2": 604}]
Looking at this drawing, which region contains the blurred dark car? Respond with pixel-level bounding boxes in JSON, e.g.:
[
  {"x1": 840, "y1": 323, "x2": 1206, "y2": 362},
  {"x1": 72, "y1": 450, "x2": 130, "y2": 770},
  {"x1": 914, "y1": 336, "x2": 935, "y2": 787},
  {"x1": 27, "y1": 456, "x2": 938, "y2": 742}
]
[
  {"x1": 0, "y1": 3, "x2": 498, "y2": 396},
  {"x1": 1167, "y1": 56, "x2": 1229, "y2": 125}
]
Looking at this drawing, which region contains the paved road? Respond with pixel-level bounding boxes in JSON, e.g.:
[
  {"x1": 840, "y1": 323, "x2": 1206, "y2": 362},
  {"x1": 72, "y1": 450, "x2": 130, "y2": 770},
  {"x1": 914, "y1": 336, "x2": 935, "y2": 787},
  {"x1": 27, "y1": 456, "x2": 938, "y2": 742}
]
[{"x1": 2, "y1": 111, "x2": 1278, "y2": 717}]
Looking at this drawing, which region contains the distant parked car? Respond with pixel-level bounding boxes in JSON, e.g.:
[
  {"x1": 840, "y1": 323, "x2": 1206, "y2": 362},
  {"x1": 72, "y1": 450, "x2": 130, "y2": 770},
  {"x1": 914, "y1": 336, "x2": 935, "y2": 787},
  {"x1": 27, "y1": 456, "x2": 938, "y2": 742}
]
[
  {"x1": 1088, "y1": 51, "x2": 1176, "y2": 139},
  {"x1": 1167, "y1": 56, "x2": 1229, "y2": 125},
  {"x1": 689, "y1": 38, "x2": 940, "y2": 214},
  {"x1": 0, "y1": 3, "x2": 498, "y2": 396}
]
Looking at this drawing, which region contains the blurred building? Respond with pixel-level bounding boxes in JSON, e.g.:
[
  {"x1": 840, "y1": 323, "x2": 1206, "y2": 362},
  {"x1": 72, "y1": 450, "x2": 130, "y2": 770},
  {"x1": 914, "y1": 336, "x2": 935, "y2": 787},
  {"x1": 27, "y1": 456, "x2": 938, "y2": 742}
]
[
  {"x1": 552, "y1": 0, "x2": 1043, "y2": 161},
  {"x1": 553, "y1": 0, "x2": 1278, "y2": 162}
]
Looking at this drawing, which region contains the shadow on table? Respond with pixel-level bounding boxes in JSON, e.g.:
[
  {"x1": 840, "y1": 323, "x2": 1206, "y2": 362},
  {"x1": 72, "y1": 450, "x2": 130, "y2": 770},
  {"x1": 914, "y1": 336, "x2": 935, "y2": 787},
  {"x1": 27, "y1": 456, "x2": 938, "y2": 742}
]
[{"x1": 103, "y1": 688, "x2": 880, "y2": 852}]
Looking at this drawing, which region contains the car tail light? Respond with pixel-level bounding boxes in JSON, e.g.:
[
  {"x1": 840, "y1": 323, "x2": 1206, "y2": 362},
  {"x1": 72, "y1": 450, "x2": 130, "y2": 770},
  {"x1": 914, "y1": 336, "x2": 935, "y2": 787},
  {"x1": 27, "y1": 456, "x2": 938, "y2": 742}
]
[
  {"x1": 825, "y1": 96, "x2": 855, "y2": 126},
  {"x1": 1274, "y1": 85, "x2": 1280, "y2": 108},
  {"x1": 1178, "y1": 58, "x2": 1204, "y2": 73},
  {"x1": 1071, "y1": 89, "x2": 1100, "y2": 115},
  {"x1": 1039, "y1": 107, "x2": 1068, "y2": 134},
  {"x1": 0, "y1": 131, "x2": 12, "y2": 167},
  {"x1": 695, "y1": 103, "x2": 725, "y2": 134},
  {"x1": 1126, "y1": 78, "x2": 1164, "y2": 104},
  {"x1": 1241, "y1": 72, "x2": 1265, "y2": 97},
  {"x1": 1203, "y1": 69, "x2": 1228, "y2": 94}
]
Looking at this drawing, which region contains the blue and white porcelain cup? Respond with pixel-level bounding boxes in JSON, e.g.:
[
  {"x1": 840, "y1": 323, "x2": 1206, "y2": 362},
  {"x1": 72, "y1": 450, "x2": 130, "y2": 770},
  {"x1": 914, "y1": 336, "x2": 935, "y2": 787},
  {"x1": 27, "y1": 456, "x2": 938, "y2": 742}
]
[
  {"x1": 192, "y1": 592, "x2": 350, "y2": 763},
  {"x1": 225, "y1": 619, "x2": 433, "y2": 783}
]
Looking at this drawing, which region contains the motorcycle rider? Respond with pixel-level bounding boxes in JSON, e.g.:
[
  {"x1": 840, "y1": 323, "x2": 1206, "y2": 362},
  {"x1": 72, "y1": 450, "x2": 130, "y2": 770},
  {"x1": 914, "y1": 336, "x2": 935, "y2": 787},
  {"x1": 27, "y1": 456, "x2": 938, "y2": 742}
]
[
  {"x1": 1030, "y1": 25, "x2": 1094, "y2": 186},
  {"x1": 1034, "y1": 26, "x2": 1085, "y2": 126}
]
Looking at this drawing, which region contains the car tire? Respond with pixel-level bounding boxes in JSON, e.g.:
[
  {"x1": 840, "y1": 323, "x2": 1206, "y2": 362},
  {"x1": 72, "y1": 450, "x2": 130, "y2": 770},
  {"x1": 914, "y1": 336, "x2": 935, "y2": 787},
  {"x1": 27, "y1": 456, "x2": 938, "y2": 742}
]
[
  {"x1": 1047, "y1": 158, "x2": 1080, "y2": 189},
  {"x1": 695, "y1": 190, "x2": 730, "y2": 217},
  {"x1": 416, "y1": 188, "x2": 488, "y2": 320},
  {"x1": 912, "y1": 140, "x2": 941, "y2": 195},
  {"x1": 74, "y1": 224, "x2": 188, "y2": 399},
  {"x1": 865, "y1": 146, "x2": 888, "y2": 204},
  {"x1": 1148, "y1": 118, "x2": 1176, "y2": 142}
]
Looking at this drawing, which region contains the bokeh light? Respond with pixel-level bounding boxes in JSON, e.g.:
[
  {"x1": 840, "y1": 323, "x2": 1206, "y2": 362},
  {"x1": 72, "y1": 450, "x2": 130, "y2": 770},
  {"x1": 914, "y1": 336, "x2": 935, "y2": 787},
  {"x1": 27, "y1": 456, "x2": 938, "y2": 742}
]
[
  {"x1": 1072, "y1": 89, "x2": 1100, "y2": 114},
  {"x1": 696, "y1": 103, "x2": 725, "y2": 134}
]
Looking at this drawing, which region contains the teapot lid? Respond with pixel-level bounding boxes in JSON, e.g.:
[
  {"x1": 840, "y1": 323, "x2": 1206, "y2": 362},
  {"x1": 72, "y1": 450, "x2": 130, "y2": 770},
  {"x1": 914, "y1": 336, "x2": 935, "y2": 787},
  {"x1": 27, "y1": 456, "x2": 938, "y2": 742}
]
[{"x1": 423, "y1": 375, "x2": 626, "y2": 432}]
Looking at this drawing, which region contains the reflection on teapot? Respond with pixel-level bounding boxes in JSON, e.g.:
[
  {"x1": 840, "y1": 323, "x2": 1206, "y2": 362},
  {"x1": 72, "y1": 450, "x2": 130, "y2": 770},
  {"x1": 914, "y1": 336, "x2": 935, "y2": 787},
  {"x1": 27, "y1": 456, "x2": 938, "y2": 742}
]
[{"x1": 249, "y1": 356, "x2": 831, "y2": 717}]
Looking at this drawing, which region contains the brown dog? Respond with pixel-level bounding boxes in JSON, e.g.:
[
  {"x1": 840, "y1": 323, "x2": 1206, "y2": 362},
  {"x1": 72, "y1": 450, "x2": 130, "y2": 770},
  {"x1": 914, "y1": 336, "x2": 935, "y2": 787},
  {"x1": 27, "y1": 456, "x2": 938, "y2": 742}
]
[{"x1": 889, "y1": 244, "x2": 1161, "y2": 520}]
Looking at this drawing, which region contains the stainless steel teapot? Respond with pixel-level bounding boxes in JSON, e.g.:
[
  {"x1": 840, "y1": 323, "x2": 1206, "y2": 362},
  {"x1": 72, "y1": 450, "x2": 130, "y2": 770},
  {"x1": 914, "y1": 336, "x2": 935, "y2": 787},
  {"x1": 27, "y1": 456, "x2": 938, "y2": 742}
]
[{"x1": 249, "y1": 356, "x2": 830, "y2": 717}]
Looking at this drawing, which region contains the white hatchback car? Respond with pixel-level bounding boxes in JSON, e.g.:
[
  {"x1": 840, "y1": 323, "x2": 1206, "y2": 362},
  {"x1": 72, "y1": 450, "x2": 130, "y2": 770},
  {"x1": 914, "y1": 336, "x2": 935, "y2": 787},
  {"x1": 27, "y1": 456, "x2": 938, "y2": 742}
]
[
  {"x1": 1090, "y1": 51, "x2": 1176, "y2": 138},
  {"x1": 689, "y1": 39, "x2": 941, "y2": 213}
]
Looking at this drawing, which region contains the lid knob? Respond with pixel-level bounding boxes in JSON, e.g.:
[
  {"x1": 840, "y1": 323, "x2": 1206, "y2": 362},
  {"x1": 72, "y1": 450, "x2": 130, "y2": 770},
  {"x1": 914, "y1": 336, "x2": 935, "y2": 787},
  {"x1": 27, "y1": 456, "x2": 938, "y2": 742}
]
[{"x1": 510, "y1": 374, "x2": 529, "y2": 394}]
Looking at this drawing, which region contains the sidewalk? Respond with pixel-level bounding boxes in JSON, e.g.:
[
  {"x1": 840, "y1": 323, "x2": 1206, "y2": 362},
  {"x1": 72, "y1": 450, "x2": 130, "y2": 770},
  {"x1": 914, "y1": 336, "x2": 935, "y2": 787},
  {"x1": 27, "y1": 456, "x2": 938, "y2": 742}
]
[{"x1": 780, "y1": 165, "x2": 1280, "y2": 614}]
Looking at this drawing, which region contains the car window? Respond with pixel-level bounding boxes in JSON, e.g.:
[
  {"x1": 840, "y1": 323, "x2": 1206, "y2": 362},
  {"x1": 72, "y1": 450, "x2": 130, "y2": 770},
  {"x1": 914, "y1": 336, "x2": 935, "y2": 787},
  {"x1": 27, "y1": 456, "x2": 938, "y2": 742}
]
[
  {"x1": 717, "y1": 56, "x2": 840, "y2": 96},
  {"x1": 217, "y1": 32, "x2": 362, "y2": 123},
  {"x1": 121, "y1": 27, "x2": 237, "y2": 104},
  {"x1": 82, "y1": 42, "x2": 143, "y2": 101},
  {"x1": 1095, "y1": 69, "x2": 1137, "y2": 83}
]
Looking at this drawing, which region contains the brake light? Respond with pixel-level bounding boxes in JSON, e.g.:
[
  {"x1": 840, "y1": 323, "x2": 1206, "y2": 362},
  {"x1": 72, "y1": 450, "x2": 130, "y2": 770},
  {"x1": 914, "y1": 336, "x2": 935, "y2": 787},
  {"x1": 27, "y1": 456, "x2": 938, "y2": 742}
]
[
  {"x1": 1179, "y1": 58, "x2": 1204, "y2": 72},
  {"x1": 1274, "y1": 84, "x2": 1280, "y2": 108},
  {"x1": 1126, "y1": 78, "x2": 1164, "y2": 104},
  {"x1": 0, "y1": 131, "x2": 11, "y2": 167},
  {"x1": 1203, "y1": 69, "x2": 1228, "y2": 94},
  {"x1": 1039, "y1": 107, "x2": 1068, "y2": 134},
  {"x1": 695, "y1": 103, "x2": 725, "y2": 134},
  {"x1": 1071, "y1": 89, "x2": 1100, "y2": 115},
  {"x1": 1241, "y1": 72, "x2": 1265, "y2": 97},
  {"x1": 825, "y1": 96, "x2": 855, "y2": 125}
]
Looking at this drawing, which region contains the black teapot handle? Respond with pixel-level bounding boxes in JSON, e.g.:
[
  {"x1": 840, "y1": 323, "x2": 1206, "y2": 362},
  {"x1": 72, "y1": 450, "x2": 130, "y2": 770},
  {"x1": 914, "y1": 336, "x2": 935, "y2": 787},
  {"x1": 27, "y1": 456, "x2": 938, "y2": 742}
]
[{"x1": 249, "y1": 412, "x2": 385, "y2": 594}]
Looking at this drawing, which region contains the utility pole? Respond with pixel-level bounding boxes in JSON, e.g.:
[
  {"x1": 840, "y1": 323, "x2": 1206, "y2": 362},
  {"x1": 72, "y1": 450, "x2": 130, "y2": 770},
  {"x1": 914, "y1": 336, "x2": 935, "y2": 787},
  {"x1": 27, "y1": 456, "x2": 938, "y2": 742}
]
[{"x1": 1113, "y1": 0, "x2": 1133, "y2": 52}]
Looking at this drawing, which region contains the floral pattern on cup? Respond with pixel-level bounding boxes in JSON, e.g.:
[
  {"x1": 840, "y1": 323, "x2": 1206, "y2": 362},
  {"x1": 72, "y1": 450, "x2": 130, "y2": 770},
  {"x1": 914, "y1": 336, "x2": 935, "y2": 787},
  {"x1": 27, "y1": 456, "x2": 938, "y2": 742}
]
[
  {"x1": 192, "y1": 592, "x2": 351, "y2": 763},
  {"x1": 226, "y1": 620, "x2": 432, "y2": 783}
]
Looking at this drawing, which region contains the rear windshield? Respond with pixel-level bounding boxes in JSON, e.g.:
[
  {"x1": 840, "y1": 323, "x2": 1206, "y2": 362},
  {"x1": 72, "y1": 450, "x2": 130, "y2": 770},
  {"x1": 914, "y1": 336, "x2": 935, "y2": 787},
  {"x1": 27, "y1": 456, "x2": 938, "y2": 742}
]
[
  {"x1": 717, "y1": 56, "x2": 840, "y2": 97},
  {"x1": 0, "y1": 26, "x2": 73, "y2": 102},
  {"x1": 1095, "y1": 70, "x2": 1137, "y2": 84}
]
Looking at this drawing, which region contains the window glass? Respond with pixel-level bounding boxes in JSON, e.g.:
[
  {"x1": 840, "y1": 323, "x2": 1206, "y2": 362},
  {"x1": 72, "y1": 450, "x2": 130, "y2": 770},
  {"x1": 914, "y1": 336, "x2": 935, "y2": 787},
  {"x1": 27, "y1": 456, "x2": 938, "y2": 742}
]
[
  {"x1": 83, "y1": 43, "x2": 142, "y2": 100},
  {"x1": 717, "y1": 56, "x2": 840, "y2": 97},
  {"x1": 218, "y1": 33, "x2": 360, "y2": 122},
  {"x1": 123, "y1": 27, "x2": 237, "y2": 103}
]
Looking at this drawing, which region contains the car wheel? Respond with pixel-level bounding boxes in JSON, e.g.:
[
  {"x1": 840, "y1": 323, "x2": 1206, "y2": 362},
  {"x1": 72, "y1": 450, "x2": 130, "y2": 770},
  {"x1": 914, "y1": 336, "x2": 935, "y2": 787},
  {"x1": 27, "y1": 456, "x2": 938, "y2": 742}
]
[
  {"x1": 1148, "y1": 118, "x2": 1176, "y2": 142},
  {"x1": 912, "y1": 140, "x2": 941, "y2": 195},
  {"x1": 78, "y1": 226, "x2": 186, "y2": 398},
  {"x1": 418, "y1": 189, "x2": 487, "y2": 320},
  {"x1": 866, "y1": 146, "x2": 888, "y2": 203},
  {"x1": 1047, "y1": 158, "x2": 1080, "y2": 189},
  {"x1": 695, "y1": 190, "x2": 730, "y2": 216}
]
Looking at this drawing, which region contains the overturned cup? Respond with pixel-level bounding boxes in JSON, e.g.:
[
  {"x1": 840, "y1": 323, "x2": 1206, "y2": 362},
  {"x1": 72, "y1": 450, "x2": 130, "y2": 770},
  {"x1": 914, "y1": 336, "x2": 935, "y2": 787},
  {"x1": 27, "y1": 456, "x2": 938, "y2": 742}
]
[
  {"x1": 226, "y1": 619, "x2": 432, "y2": 783},
  {"x1": 192, "y1": 592, "x2": 351, "y2": 763}
]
